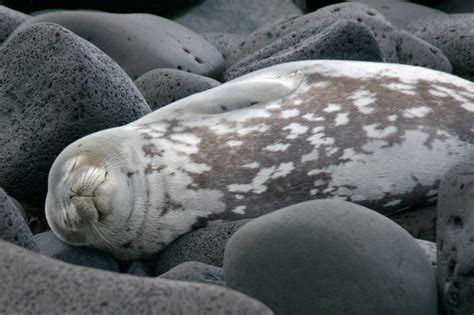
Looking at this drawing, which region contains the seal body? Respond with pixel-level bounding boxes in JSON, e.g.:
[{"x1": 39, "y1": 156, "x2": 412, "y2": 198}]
[{"x1": 46, "y1": 60, "x2": 474, "y2": 260}]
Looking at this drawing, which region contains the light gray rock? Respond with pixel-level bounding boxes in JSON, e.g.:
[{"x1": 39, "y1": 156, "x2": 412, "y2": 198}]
[
  {"x1": 437, "y1": 162, "x2": 474, "y2": 314},
  {"x1": 0, "y1": 188, "x2": 38, "y2": 252},
  {"x1": 173, "y1": 0, "x2": 302, "y2": 34},
  {"x1": 416, "y1": 239, "x2": 437, "y2": 273},
  {"x1": 159, "y1": 261, "x2": 225, "y2": 286},
  {"x1": 0, "y1": 241, "x2": 273, "y2": 314},
  {"x1": 135, "y1": 69, "x2": 221, "y2": 110},
  {"x1": 0, "y1": 5, "x2": 29, "y2": 42},
  {"x1": 408, "y1": 14, "x2": 474, "y2": 81},
  {"x1": 224, "y1": 200, "x2": 438, "y2": 315},
  {"x1": 24, "y1": 10, "x2": 225, "y2": 80},
  {"x1": 0, "y1": 23, "x2": 150, "y2": 207},
  {"x1": 202, "y1": 32, "x2": 246, "y2": 60},
  {"x1": 34, "y1": 231, "x2": 120, "y2": 272}
]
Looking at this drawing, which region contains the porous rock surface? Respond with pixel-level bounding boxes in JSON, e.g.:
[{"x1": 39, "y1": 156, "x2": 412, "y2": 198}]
[
  {"x1": 0, "y1": 5, "x2": 29, "y2": 42},
  {"x1": 159, "y1": 261, "x2": 225, "y2": 286}
]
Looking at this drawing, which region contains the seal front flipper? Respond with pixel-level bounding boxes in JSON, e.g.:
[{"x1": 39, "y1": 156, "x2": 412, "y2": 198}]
[{"x1": 131, "y1": 70, "x2": 305, "y2": 125}]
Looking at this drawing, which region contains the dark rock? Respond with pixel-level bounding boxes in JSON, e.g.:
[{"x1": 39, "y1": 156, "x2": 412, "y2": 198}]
[
  {"x1": 224, "y1": 200, "x2": 438, "y2": 314},
  {"x1": 23, "y1": 11, "x2": 225, "y2": 80},
  {"x1": 159, "y1": 261, "x2": 225, "y2": 286},
  {"x1": 0, "y1": 23, "x2": 150, "y2": 207},
  {"x1": 0, "y1": 188, "x2": 38, "y2": 252},
  {"x1": 154, "y1": 220, "x2": 251, "y2": 275},
  {"x1": 0, "y1": 241, "x2": 273, "y2": 314},
  {"x1": 34, "y1": 231, "x2": 120, "y2": 272},
  {"x1": 388, "y1": 204, "x2": 437, "y2": 242},
  {"x1": 435, "y1": 0, "x2": 474, "y2": 13},
  {"x1": 437, "y1": 162, "x2": 474, "y2": 314},
  {"x1": 222, "y1": 19, "x2": 384, "y2": 81},
  {"x1": 408, "y1": 14, "x2": 474, "y2": 81},
  {"x1": 227, "y1": 3, "x2": 451, "y2": 74},
  {"x1": 173, "y1": 0, "x2": 302, "y2": 34},
  {"x1": 124, "y1": 260, "x2": 153, "y2": 277},
  {"x1": 135, "y1": 69, "x2": 221, "y2": 110},
  {"x1": 0, "y1": 5, "x2": 29, "y2": 42},
  {"x1": 416, "y1": 239, "x2": 437, "y2": 273}
]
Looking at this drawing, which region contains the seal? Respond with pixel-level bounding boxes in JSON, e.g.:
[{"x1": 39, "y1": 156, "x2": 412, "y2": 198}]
[{"x1": 45, "y1": 60, "x2": 474, "y2": 260}]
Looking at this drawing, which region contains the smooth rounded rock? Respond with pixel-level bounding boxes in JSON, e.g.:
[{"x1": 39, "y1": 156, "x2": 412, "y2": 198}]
[
  {"x1": 154, "y1": 220, "x2": 251, "y2": 275},
  {"x1": 437, "y1": 162, "x2": 474, "y2": 314},
  {"x1": 202, "y1": 32, "x2": 246, "y2": 60},
  {"x1": 24, "y1": 10, "x2": 225, "y2": 80},
  {"x1": 223, "y1": 19, "x2": 384, "y2": 81},
  {"x1": 135, "y1": 69, "x2": 221, "y2": 110},
  {"x1": 0, "y1": 188, "x2": 38, "y2": 252},
  {"x1": 34, "y1": 231, "x2": 120, "y2": 272},
  {"x1": 416, "y1": 239, "x2": 437, "y2": 273},
  {"x1": 0, "y1": 5, "x2": 29, "y2": 42},
  {"x1": 0, "y1": 23, "x2": 150, "y2": 207},
  {"x1": 408, "y1": 14, "x2": 474, "y2": 81},
  {"x1": 0, "y1": 241, "x2": 273, "y2": 314},
  {"x1": 159, "y1": 261, "x2": 225, "y2": 286},
  {"x1": 224, "y1": 200, "x2": 438, "y2": 315}
]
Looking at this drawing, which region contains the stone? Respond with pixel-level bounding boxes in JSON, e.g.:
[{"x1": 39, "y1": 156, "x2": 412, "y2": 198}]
[
  {"x1": 159, "y1": 261, "x2": 225, "y2": 286},
  {"x1": 0, "y1": 241, "x2": 273, "y2": 314},
  {"x1": 437, "y1": 162, "x2": 474, "y2": 314},
  {"x1": 0, "y1": 188, "x2": 38, "y2": 252},
  {"x1": 173, "y1": 0, "x2": 302, "y2": 34},
  {"x1": 0, "y1": 5, "x2": 29, "y2": 42},
  {"x1": 24, "y1": 10, "x2": 225, "y2": 80},
  {"x1": 124, "y1": 260, "x2": 153, "y2": 277},
  {"x1": 435, "y1": 0, "x2": 474, "y2": 13},
  {"x1": 154, "y1": 220, "x2": 251, "y2": 275},
  {"x1": 222, "y1": 19, "x2": 384, "y2": 81},
  {"x1": 202, "y1": 32, "x2": 246, "y2": 60},
  {"x1": 388, "y1": 204, "x2": 437, "y2": 241},
  {"x1": 408, "y1": 14, "x2": 474, "y2": 81},
  {"x1": 34, "y1": 231, "x2": 120, "y2": 272},
  {"x1": 224, "y1": 200, "x2": 438, "y2": 314},
  {"x1": 227, "y1": 3, "x2": 452, "y2": 74},
  {"x1": 416, "y1": 239, "x2": 437, "y2": 273},
  {"x1": 135, "y1": 69, "x2": 221, "y2": 110},
  {"x1": 0, "y1": 23, "x2": 150, "y2": 207}
]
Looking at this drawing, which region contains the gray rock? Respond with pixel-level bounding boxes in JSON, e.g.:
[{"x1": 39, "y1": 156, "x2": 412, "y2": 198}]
[
  {"x1": 154, "y1": 220, "x2": 251, "y2": 275},
  {"x1": 0, "y1": 5, "x2": 29, "y2": 42},
  {"x1": 173, "y1": 0, "x2": 302, "y2": 34},
  {"x1": 224, "y1": 200, "x2": 438, "y2": 315},
  {"x1": 0, "y1": 241, "x2": 273, "y2": 314},
  {"x1": 0, "y1": 23, "x2": 150, "y2": 207},
  {"x1": 227, "y1": 3, "x2": 452, "y2": 74},
  {"x1": 159, "y1": 261, "x2": 225, "y2": 286},
  {"x1": 416, "y1": 239, "x2": 437, "y2": 273},
  {"x1": 437, "y1": 162, "x2": 474, "y2": 314},
  {"x1": 125, "y1": 260, "x2": 153, "y2": 277},
  {"x1": 34, "y1": 231, "x2": 120, "y2": 272},
  {"x1": 0, "y1": 188, "x2": 38, "y2": 252},
  {"x1": 202, "y1": 32, "x2": 246, "y2": 60},
  {"x1": 408, "y1": 14, "x2": 474, "y2": 81},
  {"x1": 388, "y1": 204, "x2": 437, "y2": 242},
  {"x1": 24, "y1": 10, "x2": 225, "y2": 80},
  {"x1": 222, "y1": 19, "x2": 384, "y2": 81},
  {"x1": 135, "y1": 69, "x2": 221, "y2": 110}
]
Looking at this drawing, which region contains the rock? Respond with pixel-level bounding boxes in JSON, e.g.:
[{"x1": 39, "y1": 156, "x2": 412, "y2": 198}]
[
  {"x1": 227, "y1": 3, "x2": 452, "y2": 74},
  {"x1": 173, "y1": 0, "x2": 302, "y2": 34},
  {"x1": 222, "y1": 19, "x2": 384, "y2": 81},
  {"x1": 435, "y1": 0, "x2": 474, "y2": 13},
  {"x1": 34, "y1": 231, "x2": 120, "y2": 272},
  {"x1": 124, "y1": 260, "x2": 153, "y2": 277},
  {"x1": 388, "y1": 204, "x2": 437, "y2": 241},
  {"x1": 0, "y1": 188, "x2": 38, "y2": 252},
  {"x1": 0, "y1": 241, "x2": 273, "y2": 314},
  {"x1": 0, "y1": 23, "x2": 150, "y2": 207},
  {"x1": 408, "y1": 14, "x2": 474, "y2": 81},
  {"x1": 202, "y1": 32, "x2": 246, "y2": 60},
  {"x1": 154, "y1": 220, "x2": 251, "y2": 275},
  {"x1": 24, "y1": 11, "x2": 225, "y2": 80},
  {"x1": 0, "y1": 5, "x2": 29, "y2": 42},
  {"x1": 135, "y1": 69, "x2": 221, "y2": 110},
  {"x1": 416, "y1": 239, "x2": 437, "y2": 273},
  {"x1": 159, "y1": 261, "x2": 225, "y2": 286},
  {"x1": 224, "y1": 200, "x2": 438, "y2": 314},
  {"x1": 437, "y1": 162, "x2": 474, "y2": 314}
]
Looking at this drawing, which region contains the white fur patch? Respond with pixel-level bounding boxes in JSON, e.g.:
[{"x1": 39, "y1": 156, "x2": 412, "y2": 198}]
[
  {"x1": 226, "y1": 140, "x2": 243, "y2": 147},
  {"x1": 323, "y1": 103, "x2": 341, "y2": 112},
  {"x1": 281, "y1": 109, "x2": 300, "y2": 118},
  {"x1": 403, "y1": 106, "x2": 432, "y2": 118},
  {"x1": 232, "y1": 205, "x2": 247, "y2": 214},
  {"x1": 335, "y1": 113, "x2": 349, "y2": 126},
  {"x1": 284, "y1": 122, "x2": 309, "y2": 139},
  {"x1": 264, "y1": 143, "x2": 290, "y2": 152},
  {"x1": 349, "y1": 89, "x2": 376, "y2": 114},
  {"x1": 363, "y1": 124, "x2": 397, "y2": 139}
]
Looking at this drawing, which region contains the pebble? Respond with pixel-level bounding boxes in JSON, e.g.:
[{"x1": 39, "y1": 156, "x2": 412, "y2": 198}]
[
  {"x1": 24, "y1": 10, "x2": 225, "y2": 80},
  {"x1": 0, "y1": 188, "x2": 38, "y2": 252},
  {"x1": 437, "y1": 162, "x2": 474, "y2": 314},
  {"x1": 135, "y1": 69, "x2": 221, "y2": 110},
  {"x1": 222, "y1": 19, "x2": 384, "y2": 81},
  {"x1": 224, "y1": 200, "x2": 438, "y2": 314},
  {"x1": 0, "y1": 22, "x2": 150, "y2": 207},
  {"x1": 159, "y1": 261, "x2": 225, "y2": 286},
  {"x1": 0, "y1": 241, "x2": 273, "y2": 314},
  {"x1": 408, "y1": 13, "x2": 474, "y2": 81},
  {"x1": 34, "y1": 231, "x2": 120, "y2": 272},
  {"x1": 0, "y1": 5, "x2": 29, "y2": 42}
]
